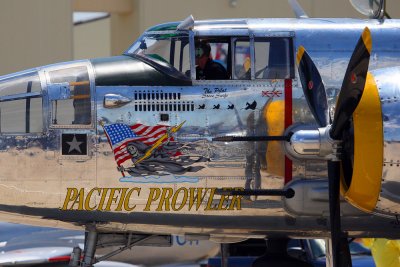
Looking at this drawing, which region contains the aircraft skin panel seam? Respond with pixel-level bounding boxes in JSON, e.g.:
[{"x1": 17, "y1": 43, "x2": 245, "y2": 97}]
[{"x1": 343, "y1": 72, "x2": 383, "y2": 212}]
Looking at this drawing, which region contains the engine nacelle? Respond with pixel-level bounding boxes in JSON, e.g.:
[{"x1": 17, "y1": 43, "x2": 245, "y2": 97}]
[
  {"x1": 341, "y1": 66, "x2": 400, "y2": 218},
  {"x1": 286, "y1": 66, "x2": 400, "y2": 219}
]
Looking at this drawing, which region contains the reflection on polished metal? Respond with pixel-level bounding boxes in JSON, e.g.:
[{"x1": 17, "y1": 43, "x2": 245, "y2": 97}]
[
  {"x1": 0, "y1": 17, "x2": 398, "y2": 252},
  {"x1": 103, "y1": 93, "x2": 131, "y2": 108},
  {"x1": 284, "y1": 179, "x2": 365, "y2": 216},
  {"x1": 289, "y1": 126, "x2": 340, "y2": 160},
  {"x1": 373, "y1": 66, "x2": 400, "y2": 216}
]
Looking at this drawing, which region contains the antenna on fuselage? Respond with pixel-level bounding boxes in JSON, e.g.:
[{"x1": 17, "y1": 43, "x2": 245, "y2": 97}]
[
  {"x1": 288, "y1": 0, "x2": 309, "y2": 18},
  {"x1": 177, "y1": 15, "x2": 195, "y2": 30}
]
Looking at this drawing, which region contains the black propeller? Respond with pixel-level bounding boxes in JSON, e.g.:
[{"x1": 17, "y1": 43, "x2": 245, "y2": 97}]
[
  {"x1": 296, "y1": 27, "x2": 371, "y2": 267},
  {"x1": 296, "y1": 46, "x2": 329, "y2": 127},
  {"x1": 330, "y1": 28, "x2": 372, "y2": 139}
]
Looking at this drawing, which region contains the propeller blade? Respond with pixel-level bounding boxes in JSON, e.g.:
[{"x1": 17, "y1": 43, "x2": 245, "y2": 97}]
[
  {"x1": 330, "y1": 27, "x2": 372, "y2": 139},
  {"x1": 328, "y1": 160, "x2": 353, "y2": 267},
  {"x1": 296, "y1": 46, "x2": 329, "y2": 127}
]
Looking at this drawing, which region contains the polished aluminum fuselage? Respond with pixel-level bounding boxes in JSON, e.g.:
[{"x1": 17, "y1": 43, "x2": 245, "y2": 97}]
[
  {"x1": 372, "y1": 66, "x2": 400, "y2": 216},
  {"x1": 0, "y1": 18, "x2": 399, "y2": 240}
]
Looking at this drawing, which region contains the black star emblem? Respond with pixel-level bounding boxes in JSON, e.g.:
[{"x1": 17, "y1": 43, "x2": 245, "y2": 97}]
[{"x1": 62, "y1": 134, "x2": 87, "y2": 155}]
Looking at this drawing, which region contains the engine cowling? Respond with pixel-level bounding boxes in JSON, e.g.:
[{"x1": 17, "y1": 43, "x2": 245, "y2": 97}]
[
  {"x1": 286, "y1": 66, "x2": 400, "y2": 218},
  {"x1": 343, "y1": 66, "x2": 400, "y2": 218}
]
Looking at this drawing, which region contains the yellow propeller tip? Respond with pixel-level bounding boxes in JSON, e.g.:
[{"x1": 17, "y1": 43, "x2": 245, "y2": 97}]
[
  {"x1": 296, "y1": 46, "x2": 305, "y2": 66},
  {"x1": 362, "y1": 27, "x2": 372, "y2": 54}
]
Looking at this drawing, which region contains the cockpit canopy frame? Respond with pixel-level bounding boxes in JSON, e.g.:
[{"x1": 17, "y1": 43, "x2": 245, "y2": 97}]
[{"x1": 125, "y1": 18, "x2": 295, "y2": 82}]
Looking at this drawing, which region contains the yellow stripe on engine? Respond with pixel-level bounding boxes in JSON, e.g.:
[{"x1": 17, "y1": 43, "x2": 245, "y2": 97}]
[{"x1": 343, "y1": 72, "x2": 383, "y2": 212}]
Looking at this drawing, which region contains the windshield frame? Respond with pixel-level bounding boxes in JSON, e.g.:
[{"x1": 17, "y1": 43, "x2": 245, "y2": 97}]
[{"x1": 124, "y1": 30, "x2": 191, "y2": 76}]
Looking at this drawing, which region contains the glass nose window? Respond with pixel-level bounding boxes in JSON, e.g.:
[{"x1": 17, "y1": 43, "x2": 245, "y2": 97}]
[{"x1": 0, "y1": 71, "x2": 43, "y2": 133}]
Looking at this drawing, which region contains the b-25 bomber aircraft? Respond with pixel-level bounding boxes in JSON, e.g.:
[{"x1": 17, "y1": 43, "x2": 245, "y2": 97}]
[{"x1": 0, "y1": 0, "x2": 399, "y2": 266}]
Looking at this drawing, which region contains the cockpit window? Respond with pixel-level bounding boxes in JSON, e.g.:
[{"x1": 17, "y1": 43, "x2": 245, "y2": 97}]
[
  {"x1": 234, "y1": 39, "x2": 251, "y2": 80},
  {"x1": 48, "y1": 66, "x2": 91, "y2": 126},
  {"x1": 124, "y1": 32, "x2": 190, "y2": 76},
  {"x1": 194, "y1": 37, "x2": 230, "y2": 80},
  {"x1": 254, "y1": 37, "x2": 294, "y2": 79}
]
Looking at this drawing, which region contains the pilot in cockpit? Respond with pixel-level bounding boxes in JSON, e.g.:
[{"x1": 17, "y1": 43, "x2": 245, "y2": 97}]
[{"x1": 195, "y1": 40, "x2": 229, "y2": 80}]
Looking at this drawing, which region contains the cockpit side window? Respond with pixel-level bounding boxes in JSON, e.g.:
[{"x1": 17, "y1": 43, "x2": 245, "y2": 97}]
[
  {"x1": 48, "y1": 66, "x2": 91, "y2": 126},
  {"x1": 0, "y1": 72, "x2": 43, "y2": 133},
  {"x1": 254, "y1": 37, "x2": 294, "y2": 79},
  {"x1": 194, "y1": 37, "x2": 231, "y2": 80},
  {"x1": 233, "y1": 38, "x2": 251, "y2": 80}
]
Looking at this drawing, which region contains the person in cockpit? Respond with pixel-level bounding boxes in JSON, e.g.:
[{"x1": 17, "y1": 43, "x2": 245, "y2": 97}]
[{"x1": 195, "y1": 40, "x2": 229, "y2": 80}]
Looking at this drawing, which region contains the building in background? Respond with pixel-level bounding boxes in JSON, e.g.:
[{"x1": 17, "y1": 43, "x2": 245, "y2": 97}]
[
  {"x1": 73, "y1": 12, "x2": 110, "y2": 60},
  {"x1": 0, "y1": 0, "x2": 399, "y2": 75}
]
